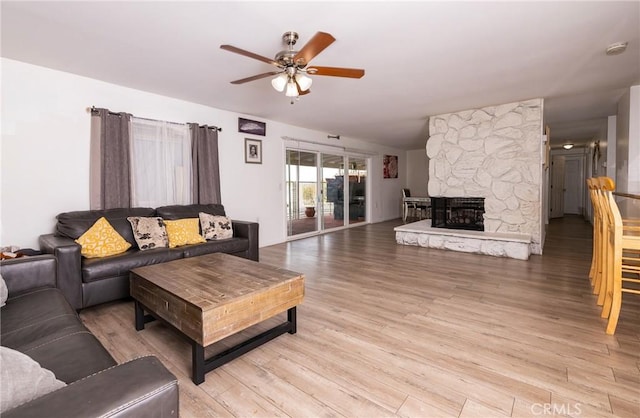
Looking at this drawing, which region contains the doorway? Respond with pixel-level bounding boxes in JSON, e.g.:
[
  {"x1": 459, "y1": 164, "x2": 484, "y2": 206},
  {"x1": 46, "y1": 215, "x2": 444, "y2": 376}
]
[
  {"x1": 550, "y1": 152, "x2": 585, "y2": 218},
  {"x1": 285, "y1": 149, "x2": 368, "y2": 238}
]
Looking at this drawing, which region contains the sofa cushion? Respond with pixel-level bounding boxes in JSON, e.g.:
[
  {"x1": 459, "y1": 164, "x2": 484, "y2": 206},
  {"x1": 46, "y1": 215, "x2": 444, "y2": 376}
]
[
  {"x1": 75, "y1": 217, "x2": 131, "y2": 258},
  {"x1": 199, "y1": 213, "x2": 233, "y2": 240},
  {"x1": 56, "y1": 208, "x2": 155, "y2": 247},
  {"x1": 1, "y1": 288, "x2": 84, "y2": 350},
  {"x1": 181, "y1": 237, "x2": 249, "y2": 258},
  {"x1": 164, "y1": 218, "x2": 206, "y2": 248},
  {"x1": 0, "y1": 346, "x2": 66, "y2": 413},
  {"x1": 127, "y1": 217, "x2": 169, "y2": 250},
  {"x1": 1, "y1": 287, "x2": 116, "y2": 383},
  {"x1": 156, "y1": 204, "x2": 226, "y2": 220},
  {"x1": 81, "y1": 247, "x2": 183, "y2": 283}
]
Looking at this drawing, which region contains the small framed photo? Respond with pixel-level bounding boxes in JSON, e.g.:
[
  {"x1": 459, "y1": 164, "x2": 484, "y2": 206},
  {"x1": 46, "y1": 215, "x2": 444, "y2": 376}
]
[
  {"x1": 238, "y1": 117, "x2": 266, "y2": 136},
  {"x1": 245, "y1": 138, "x2": 262, "y2": 164}
]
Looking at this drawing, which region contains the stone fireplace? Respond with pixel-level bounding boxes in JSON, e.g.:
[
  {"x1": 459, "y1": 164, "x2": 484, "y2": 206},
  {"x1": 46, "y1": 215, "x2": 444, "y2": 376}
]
[
  {"x1": 426, "y1": 98, "x2": 543, "y2": 254},
  {"x1": 395, "y1": 98, "x2": 544, "y2": 259}
]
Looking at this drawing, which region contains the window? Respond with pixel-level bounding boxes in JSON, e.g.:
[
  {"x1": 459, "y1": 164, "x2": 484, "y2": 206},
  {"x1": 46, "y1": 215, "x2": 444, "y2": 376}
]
[{"x1": 130, "y1": 117, "x2": 192, "y2": 207}]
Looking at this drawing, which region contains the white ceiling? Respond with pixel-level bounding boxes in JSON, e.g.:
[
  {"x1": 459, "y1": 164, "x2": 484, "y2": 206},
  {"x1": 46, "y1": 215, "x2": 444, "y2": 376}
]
[{"x1": 2, "y1": 1, "x2": 639, "y2": 150}]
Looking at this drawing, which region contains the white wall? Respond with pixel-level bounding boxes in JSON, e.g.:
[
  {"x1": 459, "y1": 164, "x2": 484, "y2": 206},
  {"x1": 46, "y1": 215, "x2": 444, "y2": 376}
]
[
  {"x1": 405, "y1": 148, "x2": 429, "y2": 197},
  {"x1": 1, "y1": 58, "x2": 406, "y2": 249},
  {"x1": 616, "y1": 86, "x2": 640, "y2": 192},
  {"x1": 607, "y1": 115, "x2": 617, "y2": 179},
  {"x1": 615, "y1": 85, "x2": 640, "y2": 216}
]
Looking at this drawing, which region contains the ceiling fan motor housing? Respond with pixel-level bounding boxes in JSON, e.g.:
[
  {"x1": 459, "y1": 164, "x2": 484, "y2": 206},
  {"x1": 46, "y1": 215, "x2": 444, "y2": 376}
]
[
  {"x1": 275, "y1": 50, "x2": 299, "y2": 67},
  {"x1": 276, "y1": 32, "x2": 305, "y2": 67}
]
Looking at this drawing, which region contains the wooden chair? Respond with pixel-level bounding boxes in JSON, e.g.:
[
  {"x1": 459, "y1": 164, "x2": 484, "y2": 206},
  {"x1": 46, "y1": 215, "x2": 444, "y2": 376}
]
[
  {"x1": 590, "y1": 177, "x2": 615, "y2": 304},
  {"x1": 598, "y1": 177, "x2": 640, "y2": 334},
  {"x1": 587, "y1": 178, "x2": 603, "y2": 290}
]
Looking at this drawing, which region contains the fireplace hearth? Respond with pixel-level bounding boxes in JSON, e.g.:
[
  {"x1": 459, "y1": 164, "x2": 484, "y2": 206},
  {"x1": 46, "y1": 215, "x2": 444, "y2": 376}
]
[{"x1": 431, "y1": 197, "x2": 485, "y2": 231}]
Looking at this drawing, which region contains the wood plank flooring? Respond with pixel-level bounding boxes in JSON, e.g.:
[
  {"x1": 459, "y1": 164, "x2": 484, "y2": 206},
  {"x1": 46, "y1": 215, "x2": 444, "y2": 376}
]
[{"x1": 80, "y1": 216, "x2": 640, "y2": 417}]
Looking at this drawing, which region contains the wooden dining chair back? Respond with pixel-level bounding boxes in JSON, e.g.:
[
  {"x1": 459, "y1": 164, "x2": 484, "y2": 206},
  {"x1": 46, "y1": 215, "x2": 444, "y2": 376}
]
[
  {"x1": 586, "y1": 178, "x2": 602, "y2": 290},
  {"x1": 599, "y1": 176, "x2": 640, "y2": 334},
  {"x1": 585, "y1": 177, "x2": 613, "y2": 304}
]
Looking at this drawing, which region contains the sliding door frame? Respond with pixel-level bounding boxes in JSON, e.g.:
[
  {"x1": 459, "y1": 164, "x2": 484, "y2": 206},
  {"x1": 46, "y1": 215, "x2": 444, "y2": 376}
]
[{"x1": 283, "y1": 140, "x2": 371, "y2": 241}]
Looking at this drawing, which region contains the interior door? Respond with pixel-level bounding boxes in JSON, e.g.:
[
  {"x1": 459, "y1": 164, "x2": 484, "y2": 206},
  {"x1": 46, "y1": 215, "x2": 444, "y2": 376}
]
[
  {"x1": 563, "y1": 157, "x2": 582, "y2": 214},
  {"x1": 550, "y1": 155, "x2": 565, "y2": 218}
]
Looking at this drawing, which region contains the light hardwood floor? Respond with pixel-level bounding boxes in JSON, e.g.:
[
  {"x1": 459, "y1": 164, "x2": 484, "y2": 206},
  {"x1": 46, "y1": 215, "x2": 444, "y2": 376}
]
[{"x1": 81, "y1": 216, "x2": 639, "y2": 417}]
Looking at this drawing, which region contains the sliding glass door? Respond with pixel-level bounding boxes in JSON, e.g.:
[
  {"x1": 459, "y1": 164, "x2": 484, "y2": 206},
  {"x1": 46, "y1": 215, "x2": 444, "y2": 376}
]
[
  {"x1": 286, "y1": 150, "x2": 318, "y2": 237},
  {"x1": 286, "y1": 148, "x2": 368, "y2": 238},
  {"x1": 348, "y1": 157, "x2": 367, "y2": 225},
  {"x1": 322, "y1": 154, "x2": 345, "y2": 230}
]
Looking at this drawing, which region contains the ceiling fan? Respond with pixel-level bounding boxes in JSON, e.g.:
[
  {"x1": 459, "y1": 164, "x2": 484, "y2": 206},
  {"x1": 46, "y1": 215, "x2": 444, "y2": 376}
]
[{"x1": 220, "y1": 31, "x2": 365, "y2": 101}]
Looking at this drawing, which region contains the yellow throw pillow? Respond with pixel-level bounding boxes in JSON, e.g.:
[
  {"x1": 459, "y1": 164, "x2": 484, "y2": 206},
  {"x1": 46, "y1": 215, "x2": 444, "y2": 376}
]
[
  {"x1": 75, "y1": 217, "x2": 131, "y2": 258},
  {"x1": 164, "y1": 218, "x2": 206, "y2": 248}
]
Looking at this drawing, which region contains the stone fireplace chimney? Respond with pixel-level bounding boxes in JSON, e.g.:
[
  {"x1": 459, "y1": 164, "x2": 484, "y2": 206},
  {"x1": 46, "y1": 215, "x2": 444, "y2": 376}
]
[{"x1": 426, "y1": 99, "x2": 544, "y2": 254}]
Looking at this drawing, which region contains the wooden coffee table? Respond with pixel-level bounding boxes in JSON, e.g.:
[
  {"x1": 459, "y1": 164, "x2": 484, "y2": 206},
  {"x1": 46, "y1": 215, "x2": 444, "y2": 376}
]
[{"x1": 130, "y1": 253, "x2": 304, "y2": 384}]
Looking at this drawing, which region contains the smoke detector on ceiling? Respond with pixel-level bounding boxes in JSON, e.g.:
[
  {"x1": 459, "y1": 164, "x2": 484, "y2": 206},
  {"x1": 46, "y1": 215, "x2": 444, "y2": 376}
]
[{"x1": 606, "y1": 42, "x2": 628, "y2": 56}]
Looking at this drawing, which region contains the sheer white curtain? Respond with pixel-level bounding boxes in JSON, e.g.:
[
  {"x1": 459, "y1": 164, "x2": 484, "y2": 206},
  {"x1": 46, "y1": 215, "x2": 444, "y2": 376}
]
[{"x1": 130, "y1": 117, "x2": 192, "y2": 207}]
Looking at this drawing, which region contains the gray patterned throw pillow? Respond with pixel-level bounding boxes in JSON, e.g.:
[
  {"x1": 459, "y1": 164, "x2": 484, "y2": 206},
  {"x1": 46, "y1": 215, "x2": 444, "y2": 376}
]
[
  {"x1": 127, "y1": 216, "x2": 169, "y2": 250},
  {"x1": 199, "y1": 212, "x2": 233, "y2": 240}
]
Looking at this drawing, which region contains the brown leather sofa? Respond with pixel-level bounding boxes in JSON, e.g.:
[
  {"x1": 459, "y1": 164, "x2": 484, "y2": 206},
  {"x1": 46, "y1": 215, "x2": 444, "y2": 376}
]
[
  {"x1": 0, "y1": 255, "x2": 178, "y2": 417},
  {"x1": 39, "y1": 204, "x2": 259, "y2": 310}
]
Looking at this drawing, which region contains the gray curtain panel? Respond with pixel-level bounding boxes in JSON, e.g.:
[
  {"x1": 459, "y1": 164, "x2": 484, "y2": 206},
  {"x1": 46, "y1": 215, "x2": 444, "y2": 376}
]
[
  {"x1": 90, "y1": 108, "x2": 132, "y2": 209},
  {"x1": 189, "y1": 124, "x2": 221, "y2": 205}
]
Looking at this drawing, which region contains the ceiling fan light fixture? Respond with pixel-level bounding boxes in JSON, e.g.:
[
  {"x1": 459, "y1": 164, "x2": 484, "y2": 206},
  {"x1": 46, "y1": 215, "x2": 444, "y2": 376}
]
[
  {"x1": 295, "y1": 73, "x2": 313, "y2": 91},
  {"x1": 271, "y1": 73, "x2": 288, "y2": 92},
  {"x1": 285, "y1": 81, "x2": 299, "y2": 97},
  {"x1": 563, "y1": 144, "x2": 574, "y2": 150}
]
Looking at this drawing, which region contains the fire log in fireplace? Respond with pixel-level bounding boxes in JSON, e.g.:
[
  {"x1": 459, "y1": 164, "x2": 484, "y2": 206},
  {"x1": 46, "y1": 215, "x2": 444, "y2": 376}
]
[{"x1": 431, "y1": 197, "x2": 485, "y2": 231}]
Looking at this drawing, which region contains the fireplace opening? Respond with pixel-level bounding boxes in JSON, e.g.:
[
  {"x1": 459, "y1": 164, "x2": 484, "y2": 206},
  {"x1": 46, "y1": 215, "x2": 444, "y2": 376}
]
[{"x1": 431, "y1": 197, "x2": 485, "y2": 231}]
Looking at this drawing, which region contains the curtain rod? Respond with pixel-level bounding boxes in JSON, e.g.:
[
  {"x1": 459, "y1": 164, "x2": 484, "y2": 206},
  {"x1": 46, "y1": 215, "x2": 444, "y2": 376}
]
[{"x1": 89, "y1": 107, "x2": 222, "y2": 132}]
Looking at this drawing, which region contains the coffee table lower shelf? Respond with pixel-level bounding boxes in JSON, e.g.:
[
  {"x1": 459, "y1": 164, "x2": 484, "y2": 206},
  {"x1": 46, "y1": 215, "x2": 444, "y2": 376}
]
[{"x1": 134, "y1": 301, "x2": 297, "y2": 385}]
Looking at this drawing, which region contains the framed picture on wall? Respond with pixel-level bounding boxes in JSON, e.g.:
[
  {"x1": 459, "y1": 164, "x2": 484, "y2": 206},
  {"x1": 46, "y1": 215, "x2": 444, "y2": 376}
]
[
  {"x1": 245, "y1": 138, "x2": 262, "y2": 164},
  {"x1": 383, "y1": 155, "x2": 398, "y2": 178},
  {"x1": 238, "y1": 117, "x2": 266, "y2": 136}
]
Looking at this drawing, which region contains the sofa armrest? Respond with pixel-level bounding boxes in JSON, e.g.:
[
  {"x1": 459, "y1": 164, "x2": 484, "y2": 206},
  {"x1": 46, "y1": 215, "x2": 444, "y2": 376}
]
[
  {"x1": 39, "y1": 234, "x2": 83, "y2": 310},
  {"x1": 3, "y1": 356, "x2": 178, "y2": 418},
  {"x1": 0, "y1": 255, "x2": 57, "y2": 296},
  {"x1": 232, "y1": 220, "x2": 259, "y2": 261}
]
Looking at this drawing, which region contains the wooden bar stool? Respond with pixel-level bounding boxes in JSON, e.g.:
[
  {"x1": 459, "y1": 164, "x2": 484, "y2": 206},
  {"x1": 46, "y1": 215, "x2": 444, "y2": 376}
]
[
  {"x1": 598, "y1": 177, "x2": 640, "y2": 334},
  {"x1": 590, "y1": 177, "x2": 614, "y2": 303},
  {"x1": 587, "y1": 178, "x2": 603, "y2": 290}
]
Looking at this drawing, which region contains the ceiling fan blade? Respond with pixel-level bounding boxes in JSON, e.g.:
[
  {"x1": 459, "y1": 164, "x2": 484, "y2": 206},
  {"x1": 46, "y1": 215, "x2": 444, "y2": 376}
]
[
  {"x1": 220, "y1": 45, "x2": 280, "y2": 67},
  {"x1": 293, "y1": 32, "x2": 335, "y2": 66},
  {"x1": 307, "y1": 66, "x2": 365, "y2": 78},
  {"x1": 230, "y1": 71, "x2": 280, "y2": 85}
]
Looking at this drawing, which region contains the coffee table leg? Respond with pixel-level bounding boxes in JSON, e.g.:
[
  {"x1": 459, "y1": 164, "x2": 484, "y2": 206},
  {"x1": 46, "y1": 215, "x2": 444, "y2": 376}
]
[
  {"x1": 190, "y1": 306, "x2": 298, "y2": 385},
  {"x1": 134, "y1": 300, "x2": 145, "y2": 331},
  {"x1": 192, "y1": 343, "x2": 205, "y2": 385},
  {"x1": 288, "y1": 307, "x2": 297, "y2": 334}
]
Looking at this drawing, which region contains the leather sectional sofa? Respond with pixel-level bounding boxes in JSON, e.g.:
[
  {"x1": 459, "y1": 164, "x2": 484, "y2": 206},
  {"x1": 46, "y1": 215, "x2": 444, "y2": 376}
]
[
  {"x1": 0, "y1": 255, "x2": 178, "y2": 417},
  {"x1": 39, "y1": 204, "x2": 259, "y2": 310}
]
